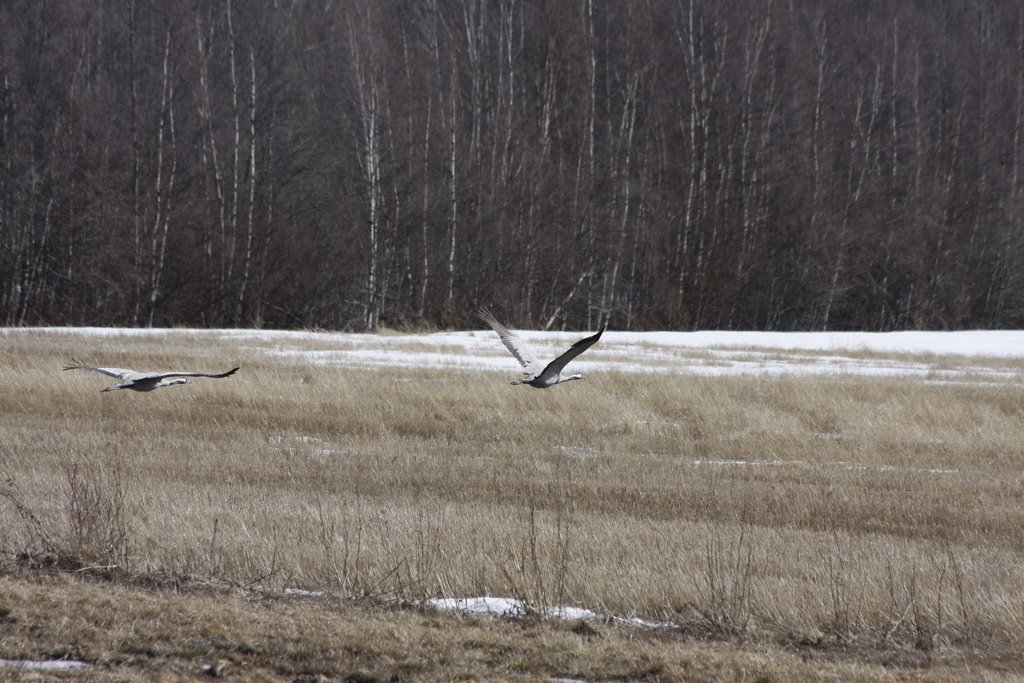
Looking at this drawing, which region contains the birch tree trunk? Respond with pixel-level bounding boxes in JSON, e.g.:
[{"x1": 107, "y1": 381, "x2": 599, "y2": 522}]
[
  {"x1": 809, "y1": 14, "x2": 829, "y2": 327},
  {"x1": 225, "y1": 0, "x2": 241, "y2": 313},
  {"x1": 600, "y1": 74, "x2": 638, "y2": 319},
  {"x1": 582, "y1": 0, "x2": 597, "y2": 329},
  {"x1": 235, "y1": 46, "x2": 257, "y2": 326},
  {"x1": 194, "y1": 6, "x2": 227, "y2": 280},
  {"x1": 347, "y1": 5, "x2": 383, "y2": 330},
  {"x1": 733, "y1": 14, "x2": 770, "y2": 286},
  {"x1": 127, "y1": 0, "x2": 143, "y2": 323},
  {"x1": 446, "y1": 53, "x2": 458, "y2": 309},
  {"x1": 418, "y1": 85, "x2": 433, "y2": 320},
  {"x1": 146, "y1": 29, "x2": 177, "y2": 327}
]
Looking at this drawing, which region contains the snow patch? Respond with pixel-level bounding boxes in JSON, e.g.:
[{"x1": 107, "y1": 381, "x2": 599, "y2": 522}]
[
  {"x1": 10, "y1": 325, "x2": 1024, "y2": 356},
  {"x1": 426, "y1": 596, "x2": 673, "y2": 629},
  {"x1": 6, "y1": 326, "x2": 1023, "y2": 382},
  {"x1": 691, "y1": 458, "x2": 960, "y2": 477},
  {"x1": 0, "y1": 658, "x2": 89, "y2": 671}
]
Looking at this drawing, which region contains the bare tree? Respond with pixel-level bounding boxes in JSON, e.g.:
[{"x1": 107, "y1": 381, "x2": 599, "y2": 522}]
[
  {"x1": 145, "y1": 28, "x2": 178, "y2": 327},
  {"x1": 2, "y1": 0, "x2": 1024, "y2": 331}
]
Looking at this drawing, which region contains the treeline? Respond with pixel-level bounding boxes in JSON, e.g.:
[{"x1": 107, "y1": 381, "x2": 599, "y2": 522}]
[{"x1": 2, "y1": 0, "x2": 1023, "y2": 331}]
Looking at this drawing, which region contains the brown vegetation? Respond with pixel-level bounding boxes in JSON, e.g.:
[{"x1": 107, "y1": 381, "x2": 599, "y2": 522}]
[{"x1": 1, "y1": 329, "x2": 1023, "y2": 680}]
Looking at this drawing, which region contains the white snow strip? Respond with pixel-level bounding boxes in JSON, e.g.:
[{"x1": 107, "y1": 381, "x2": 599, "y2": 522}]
[
  {"x1": 426, "y1": 596, "x2": 673, "y2": 629},
  {"x1": 427, "y1": 596, "x2": 527, "y2": 617},
  {"x1": 5, "y1": 326, "x2": 1022, "y2": 382},
  {"x1": 260, "y1": 345, "x2": 1017, "y2": 382},
  {"x1": 0, "y1": 658, "x2": 89, "y2": 671},
  {"x1": 7, "y1": 326, "x2": 1024, "y2": 357},
  {"x1": 691, "y1": 458, "x2": 960, "y2": 476},
  {"x1": 602, "y1": 329, "x2": 1024, "y2": 358}
]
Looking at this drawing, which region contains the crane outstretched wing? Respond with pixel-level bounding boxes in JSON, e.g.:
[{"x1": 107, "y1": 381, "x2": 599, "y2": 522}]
[
  {"x1": 535, "y1": 324, "x2": 606, "y2": 382},
  {"x1": 63, "y1": 359, "x2": 238, "y2": 381},
  {"x1": 151, "y1": 367, "x2": 239, "y2": 380},
  {"x1": 63, "y1": 359, "x2": 134, "y2": 380},
  {"x1": 478, "y1": 307, "x2": 539, "y2": 371}
]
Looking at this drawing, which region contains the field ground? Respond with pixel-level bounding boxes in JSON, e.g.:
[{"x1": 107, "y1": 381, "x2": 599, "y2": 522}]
[
  {"x1": 1, "y1": 327, "x2": 1023, "y2": 681},
  {"x1": 0, "y1": 571, "x2": 991, "y2": 682}
]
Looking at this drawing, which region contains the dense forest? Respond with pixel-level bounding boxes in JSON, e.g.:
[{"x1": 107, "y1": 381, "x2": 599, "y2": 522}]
[{"x1": 2, "y1": 0, "x2": 1023, "y2": 331}]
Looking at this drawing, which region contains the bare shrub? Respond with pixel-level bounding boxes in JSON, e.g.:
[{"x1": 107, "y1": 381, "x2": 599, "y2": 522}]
[
  {"x1": 1, "y1": 448, "x2": 134, "y2": 573},
  {"x1": 0, "y1": 469, "x2": 67, "y2": 569},
  {"x1": 60, "y1": 455, "x2": 133, "y2": 571},
  {"x1": 692, "y1": 475, "x2": 758, "y2": 634},
  {"x1": 820, "y1": 485, "x2": 865, "y2": 642}
]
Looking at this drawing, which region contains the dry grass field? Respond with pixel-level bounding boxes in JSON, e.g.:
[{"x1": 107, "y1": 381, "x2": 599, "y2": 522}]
[{"x1": 1, "y1": 327, "x2": 1023, "y2": 681}]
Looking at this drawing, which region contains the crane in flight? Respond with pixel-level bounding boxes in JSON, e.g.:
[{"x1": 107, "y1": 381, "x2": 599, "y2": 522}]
[
  {"x1": 63, "y1": 359, "x2": 239, "y2": 392},
  {"x1": 478, "y1": 307, "x2": 605, "y2": 388}
]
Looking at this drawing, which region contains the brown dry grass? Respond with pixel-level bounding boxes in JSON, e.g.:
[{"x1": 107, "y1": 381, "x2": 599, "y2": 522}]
[{"x1": 1, "y1": 328, "x2": 1023, "y2": 680}]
